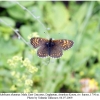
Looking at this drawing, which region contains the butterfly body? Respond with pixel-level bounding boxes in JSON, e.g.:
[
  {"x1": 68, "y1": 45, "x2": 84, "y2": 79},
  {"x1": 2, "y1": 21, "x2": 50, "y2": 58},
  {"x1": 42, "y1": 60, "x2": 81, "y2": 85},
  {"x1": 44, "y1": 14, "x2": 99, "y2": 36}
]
[
  {"x1": 45, "y1": 38, "x2": 55, "y2": 56},
  {"x1": 30, "y1": 37, "x2": 74, "y2": 58}
]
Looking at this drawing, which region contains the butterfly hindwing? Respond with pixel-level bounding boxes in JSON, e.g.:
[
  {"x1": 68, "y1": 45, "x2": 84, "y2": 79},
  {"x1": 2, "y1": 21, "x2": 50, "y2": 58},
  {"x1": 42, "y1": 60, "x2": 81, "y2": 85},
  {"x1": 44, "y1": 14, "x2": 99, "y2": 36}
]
[
  {"x1": 49, "y1": 45, "x2": 63, "y2": 58},
  {"x1": 37, "y1": 45, "x2": 49, "y2": 57}
]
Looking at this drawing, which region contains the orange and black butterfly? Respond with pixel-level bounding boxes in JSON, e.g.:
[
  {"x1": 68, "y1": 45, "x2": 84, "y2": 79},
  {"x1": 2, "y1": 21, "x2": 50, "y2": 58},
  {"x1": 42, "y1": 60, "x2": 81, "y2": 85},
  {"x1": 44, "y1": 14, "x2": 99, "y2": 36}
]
[{"x1": 30, "y1": 37, "x2": 74, "y2": 58}]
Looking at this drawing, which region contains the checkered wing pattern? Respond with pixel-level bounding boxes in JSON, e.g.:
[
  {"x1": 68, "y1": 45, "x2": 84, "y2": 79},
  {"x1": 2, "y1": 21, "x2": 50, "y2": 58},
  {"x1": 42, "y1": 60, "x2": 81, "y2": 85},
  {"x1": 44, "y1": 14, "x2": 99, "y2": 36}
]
[
  {"x1": 30, "y1": 37, "x2": 74, "y2": 58},
  {"x1": 50, "y1": 45, "x2": 63, "y2": 58},
  {"x1": 37, "y1": 45, "x2": 49, "y2": 57},
  {"x1": 30, "y1": 37, "x2": 48, "y2": 48},
  {"x1": 53, "y1": 39, "x2": 74, "y2": 50}
]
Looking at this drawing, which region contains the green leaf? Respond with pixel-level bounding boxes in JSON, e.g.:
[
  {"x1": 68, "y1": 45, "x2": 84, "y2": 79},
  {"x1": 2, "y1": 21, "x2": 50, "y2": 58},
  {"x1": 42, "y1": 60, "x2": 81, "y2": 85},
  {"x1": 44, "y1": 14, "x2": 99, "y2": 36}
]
[
  {"x1": 18, "y1": 1, "x2": 35, "y2": 7},
  {"x1": 20, "y1": 25, "x2": 32, "y2": 41},
  {"x1": 7, "y1": 5, "x2": 26, "y2": 20},
  {"x1": 0, "y1": 16, "x2": 15, "y2": 26},
  {"x1": 44, "y1": 2, "x2": 70, "y2": 33},
  {"x1": 0, "y1": 1, "x2": 16, "y2": 8},
  {"x1": 73, "y1": 2, "x2": 88, "y2": 25},
  {"x1": 0, "y1": 39, "x2": 17, "y2": 54}
]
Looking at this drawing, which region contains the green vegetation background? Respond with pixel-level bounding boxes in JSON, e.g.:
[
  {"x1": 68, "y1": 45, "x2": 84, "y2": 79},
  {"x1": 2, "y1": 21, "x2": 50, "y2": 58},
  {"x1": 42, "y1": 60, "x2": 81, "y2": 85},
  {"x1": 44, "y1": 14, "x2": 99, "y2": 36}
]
[{"x1": 0, "y1": 1, "x2": 100, "y2": 93}]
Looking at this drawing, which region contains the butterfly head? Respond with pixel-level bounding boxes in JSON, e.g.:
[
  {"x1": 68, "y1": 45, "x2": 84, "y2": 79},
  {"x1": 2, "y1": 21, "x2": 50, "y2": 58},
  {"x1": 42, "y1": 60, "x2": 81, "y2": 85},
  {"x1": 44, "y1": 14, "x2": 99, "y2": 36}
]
[
  {"x1": 49, "y1": 38, "x2": 52, "y2": 42},
  {"x1": 44, "y1": 38, "x2": 53, "y2": 47}
]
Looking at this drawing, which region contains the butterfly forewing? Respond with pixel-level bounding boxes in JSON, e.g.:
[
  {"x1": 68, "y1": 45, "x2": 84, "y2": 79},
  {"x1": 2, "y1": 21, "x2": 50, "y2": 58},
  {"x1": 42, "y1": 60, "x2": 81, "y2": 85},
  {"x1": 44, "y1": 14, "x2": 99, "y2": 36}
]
[
  {"x1": 53, "y1": 39, "x2": 74, "y2": 50},
  {"x1": 37, "y1": 45, "x2": 49, "y2": 57},
  {"x1": 30, "y1": 37, "x2": 48, "y2": 48}
]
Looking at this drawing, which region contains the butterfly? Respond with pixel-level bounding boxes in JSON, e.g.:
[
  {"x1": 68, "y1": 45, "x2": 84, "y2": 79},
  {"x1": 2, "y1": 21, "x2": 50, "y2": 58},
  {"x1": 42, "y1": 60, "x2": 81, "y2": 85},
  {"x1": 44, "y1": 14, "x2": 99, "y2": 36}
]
[{"x1": 30, "y1": 37, "x2": 74, "y2": 58}]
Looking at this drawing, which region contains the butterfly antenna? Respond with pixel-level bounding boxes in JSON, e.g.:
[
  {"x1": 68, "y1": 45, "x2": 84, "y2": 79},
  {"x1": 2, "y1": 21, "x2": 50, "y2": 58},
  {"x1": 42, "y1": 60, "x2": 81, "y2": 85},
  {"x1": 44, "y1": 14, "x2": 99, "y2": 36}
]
[{"x1": 44, "y1": 32, "x2": 50, "y2": 39}]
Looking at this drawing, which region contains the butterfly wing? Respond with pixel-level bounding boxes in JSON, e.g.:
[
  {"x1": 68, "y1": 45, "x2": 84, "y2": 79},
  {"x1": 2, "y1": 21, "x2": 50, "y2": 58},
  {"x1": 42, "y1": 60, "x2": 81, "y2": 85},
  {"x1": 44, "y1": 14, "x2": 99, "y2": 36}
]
[
  {"x1": 50, "y1": 45, "x2": 63, "y2": 58},
  {"x1": 53, "y1": 39, "x2": 74, "y2": 50},
  {"x1": 37, "y1": 45, "x2": 49, "y2": 57},
  {"x1": 30, "y1": 37, "x2": 48, "y2": 48}
]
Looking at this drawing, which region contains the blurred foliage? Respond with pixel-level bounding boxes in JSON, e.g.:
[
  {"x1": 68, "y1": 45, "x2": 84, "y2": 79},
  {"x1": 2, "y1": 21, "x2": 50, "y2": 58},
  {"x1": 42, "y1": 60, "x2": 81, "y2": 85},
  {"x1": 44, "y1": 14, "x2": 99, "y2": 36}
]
[{"x1": 0, "y1": 1, "x2": 100, "y2": 93}]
